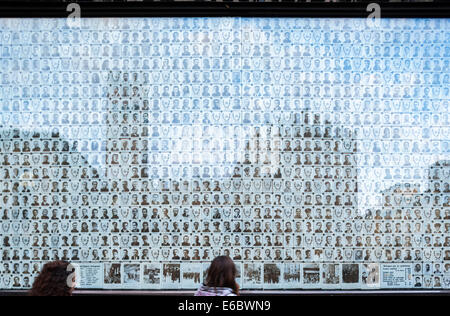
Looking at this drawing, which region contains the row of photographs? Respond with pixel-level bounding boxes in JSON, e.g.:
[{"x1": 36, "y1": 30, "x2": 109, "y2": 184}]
[
  {"x1": 1, "y1": 150, "x2": 434, "y2": 160},
  {"x1": 5, "y1": 84, "x2": 449, "y2": 97},
  {"x1": 1, "y1": 218, "x2": 448, "y2": 232},
  {"x1": 4, "y1": 70, "x2": 447, "y2": 85},
  {"x1": 1, "y1": 194, "x2": 446, "y2": 207},
  {"x1": 0, "y1": 125, "x2": 446, "y2": 137},
  {"x1": 2, "y1": 197, "x2": 447, "y2": 209},
  {"x1": 2, "y1": 212, "x2": 448, "y2": 222},
  {"x1": 3, "y1": 36, "x2": 447, "y2": 50},
  {"x1": 2, "y1": 231, "x2": 449, "y2": 243},
  {"x1": 0, "y1": 140, "x2": 381, "y2": 149},
  {"x1": 2, "y1": 246, "x2": 449, "y2": 258},
  {"x1": 3, "y1": 218, "x2": 445, "y2": 230},
  {"x1": 3, "y1": 100, "x2": 447, "y2": 112},
  {"x1": 7, "y1": 65, "x2": 446, "y2": 76},
  {"x1": 2, "y1": 54, "x2": 446, "y2": 64},
  {"x1": 2, "y1": 185, "x2": 445, "y2": 198},
  {"x1": 5, "y1": 98, "x2": 447, "y2": 108},
  {"x1": 2, "y1": 37, "x2": 447, "y2": 50},
  {"x1": 1, "y1": 189, "x2": 444, "y2": 200},
  {"x1": 1, "y1": 205, "x2": 447, "y2": 217},
  {"x1": 2, "y1": 230, "x2": 448, "y2": 240},
  {"x1": 2, "y1": 120, "x2": 446, "y2": 133},
  {"x1": 3, "y1": 35, "x2": 448, "y2": 49},
  {"x1": 2, "y1": 226, "x2": 449, "y2": 238},
  {"x1": 5, "y1": 88, "x2": 448, "y2": 100},
  {"x1": 4, "y1": 79, "x2": 449, "y2": 90},
  {"x1": 0, "y1": 153, "x2": 363, "y2": 161},
  {"x1": 0, "y1": 177, "x2": 444, "y2": 191},
  {"x1": 0, "y1": 16, "x2": 442, "y2": 28},
  {"x1": 6, "y1": 56, "x2": 448, "y2": 67},
  {"x1": 0, "y1": 139, "x2": 445, "y2": 151},
  {"x1": 2, "y1": 144, "x2": 440, "y2": 154},
  {"x1": 0, "y1": 167, "x2": 362, "y2": 176},
  {"x1": 13, "y1": 200, "x2": 444, "y2": 210},
  {"x1": 0, "y1": 169, "x2": 440, "y2": 183},
  {"x1": 0, "y1": 164, "x2": 363, "y2": 174},
  {"x1": 3, "y1": 99, "x2": 447, "y2": 113},
  {"x1": 0, "y1": 131, "x2": 358, "y2": 141},
  {"x1": 0, "y1": 161, "x2": 440, "y2": 172},
  {"x1": 0, "y1": 179, "x2": 365, "y2": 192},
  {"x1": 0, "y1": 130, "x2": 358, "y2": 138},
  {"x1": 2, "y1": 148, "x2": 426, "y2": 157},
  {"x1": 1, "y1": 212, "x2": 449, "y2": 225},
  {"x1": 1, "y1": 262, "x2": 449, "y2": 290},
  {"x1": 2, "y1": 227, "x2": 449, "y2": 238},
  {"x1": 2, "y1": 202, "x2": 448, "y2": 212},
  {"x1": 0, "y1": 192, "x2": 363, "y2": 203},
  {"x1": 3, "y1": 49, "x2": 448, "y2": 59},
  {"x1": 47, "y1": 140, "x2": 442, "y2": 149},
  {"x1": 2, "y1": 229, "x2": 450, "y2": 242},
  {"x1": 4, "y1": 80, "x2": 449, "y2": 92},
  {"x1": 2, "y1": 233, "x2": 449, "y2": 244},
  {"x1": 1, "y1": 130, "x2": 446, "y2": 141},
  {"x1": 0, "y1": 151, "x2": 442, "y2": 161}
]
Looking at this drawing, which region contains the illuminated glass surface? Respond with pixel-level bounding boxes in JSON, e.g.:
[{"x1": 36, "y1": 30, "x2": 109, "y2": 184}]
[{"x1": 0, "y1": 18, "x2": 449, "y2": 290}]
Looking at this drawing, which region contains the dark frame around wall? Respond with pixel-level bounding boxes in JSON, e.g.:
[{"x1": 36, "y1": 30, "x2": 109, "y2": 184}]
[
  {"x1": 0, "y1": 1, "x2": 448, "y2": 18},
  {"x1": 0, "y1": 1, "x2": 449, "y2": 297}
]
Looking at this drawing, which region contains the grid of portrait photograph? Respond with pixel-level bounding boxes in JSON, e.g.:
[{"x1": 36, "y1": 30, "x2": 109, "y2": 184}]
[{"x1": 0, "y1": 17, "x2": 449, "y2": 290}]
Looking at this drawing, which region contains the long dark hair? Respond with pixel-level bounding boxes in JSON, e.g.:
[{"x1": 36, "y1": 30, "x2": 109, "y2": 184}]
[
  {"x1": 29, "y1": 261, "x2": 75, "y2": 296},
  {"x1": 205, "y1": 256, "x2": 239, "y2": 295}
]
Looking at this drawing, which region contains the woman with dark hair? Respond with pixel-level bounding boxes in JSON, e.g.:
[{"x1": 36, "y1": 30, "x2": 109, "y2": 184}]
[
  {"x1": 195, "y1": 256, "x2": 239, "y2": 296},
  {"x1": 29, "y1": 261, "x2": 75, "y2": 296}
]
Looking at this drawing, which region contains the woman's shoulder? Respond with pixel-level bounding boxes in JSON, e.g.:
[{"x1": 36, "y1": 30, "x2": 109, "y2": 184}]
[{"x1": 195, "y1": 285, "x2": 236, "y2": 297}]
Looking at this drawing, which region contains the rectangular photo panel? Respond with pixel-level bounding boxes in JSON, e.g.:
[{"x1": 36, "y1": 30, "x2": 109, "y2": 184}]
[
  {"x1": 341, "y1": 263, "x2": 360, "y2": 290},
  {"x1": 181, "y1": 263, "x2": 202, "y2": 289},
  {"x1": 103, "y1": 263, "x2": 122, "y2": 289},
  {"x1": 263, "y1": 263, "x2": 283, "y2": 290},
  {"x1": 361, "y1": 263, "x2": 380, "y2": 290},
  {"x1": 243, "y1": 263, "x2": 262, "y2": 290},
  {"x1": 302, "y1": 263, "x2": 321, "y2": 289},
  {"x1": 122, "y1": 263, "x2": 141, "y2": 289},
  {"x1": 380, "y1": 264, "x2": 414, "y2": 289},
  {"x1": 142, "y1": 263, "x2": 162, "y2": 289},
  {"x1": 161, "y1": 263, "x2": 181, "y2": 289},
  {"x1": 77, "y1": 263, "x2": 103, "y2": 289},
  {"x1": 282, "y1": 263, "x2": 302, "y2": 289},
  {"x1": 322, "y1": 263, "x2": 341, "y2": 289}
]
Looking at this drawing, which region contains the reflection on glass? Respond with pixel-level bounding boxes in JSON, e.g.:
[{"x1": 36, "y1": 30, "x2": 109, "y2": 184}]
[{"x1": 0, "y1": 18, "x2": 449, "y2": 290}]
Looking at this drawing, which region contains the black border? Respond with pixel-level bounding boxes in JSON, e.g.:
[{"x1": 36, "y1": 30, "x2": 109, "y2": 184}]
[{"x1": 0, "y1": 2, "x2": 449, "y2": 18}]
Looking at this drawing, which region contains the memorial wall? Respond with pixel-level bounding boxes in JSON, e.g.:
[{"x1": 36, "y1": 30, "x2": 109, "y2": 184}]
[{"x1": 0, "y1": 17, "x2": 449, "y2": 290}]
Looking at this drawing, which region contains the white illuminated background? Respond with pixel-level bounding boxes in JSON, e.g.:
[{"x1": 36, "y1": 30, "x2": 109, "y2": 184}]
[{"x1": 0, "y1": 17, "x2": 449, "y2": 290}]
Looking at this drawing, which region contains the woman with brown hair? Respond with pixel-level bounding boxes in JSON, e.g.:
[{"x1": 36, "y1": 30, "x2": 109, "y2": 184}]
[
  {"x1": 195, "y1": 256, "x2": 239, "y2": 296},
  {"x1": 29, "y1": 261, "x2": 75, "y2": 296}
]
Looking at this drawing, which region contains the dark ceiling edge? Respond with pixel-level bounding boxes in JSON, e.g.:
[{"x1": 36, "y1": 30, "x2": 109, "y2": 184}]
[{"x1": 0, "y1": 2, "x2": 449, "y2": 18}]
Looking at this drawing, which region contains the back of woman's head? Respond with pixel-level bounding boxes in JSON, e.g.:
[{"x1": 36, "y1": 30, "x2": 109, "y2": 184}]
[
  {"x1": 205, "y1": 256, "x2": 239, "y2": 295},
  {"x1": 29, "y1": 261, "x2": 74, "y2": 296}
]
